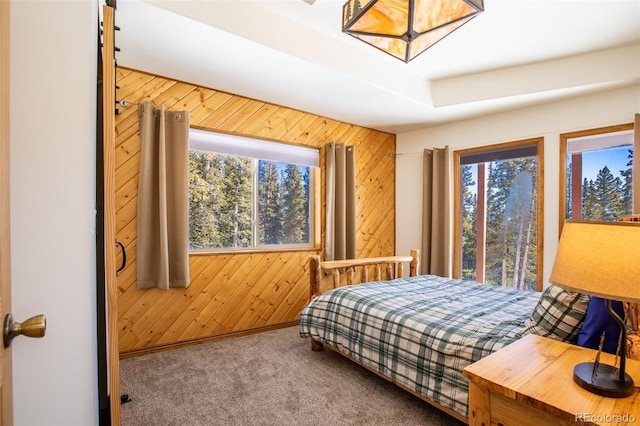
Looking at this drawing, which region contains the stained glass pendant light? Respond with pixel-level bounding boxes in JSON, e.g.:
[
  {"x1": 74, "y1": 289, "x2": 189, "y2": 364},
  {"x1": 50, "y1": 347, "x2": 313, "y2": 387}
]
[{"x1": 342, "y1": 0, "x2": 484, "y2": 63}]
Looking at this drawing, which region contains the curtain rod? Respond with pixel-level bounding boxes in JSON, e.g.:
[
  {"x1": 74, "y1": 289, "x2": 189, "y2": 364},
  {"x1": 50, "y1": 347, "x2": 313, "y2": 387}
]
[
  {"x1": 117, "y1": 99, "x2": 138, "y2": 108},
  {"x1": 389, "y1": 152, "x2": 422, "y2": 157}
]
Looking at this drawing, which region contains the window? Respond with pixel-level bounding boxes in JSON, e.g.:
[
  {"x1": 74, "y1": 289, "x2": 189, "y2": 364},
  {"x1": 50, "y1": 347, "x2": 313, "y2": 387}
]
[
  {"x1": 453, "y1": 138, "x2": 543, "y2": 291},
  {"x1": 559, "y1": 124, "x2": 635, "y2": 234},
  {"x1": 188, "y1": 129, "x2": 320, "y2": 252}
]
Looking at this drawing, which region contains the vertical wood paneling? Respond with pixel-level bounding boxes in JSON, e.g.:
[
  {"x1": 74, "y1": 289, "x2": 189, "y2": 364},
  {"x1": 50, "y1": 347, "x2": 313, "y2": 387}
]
[
  {"x1": 116, "y1": 68, "x2": 396, "y2": 355},
  {"x1": 101, "y1": 5, "x2": 121, "y2": 423}
]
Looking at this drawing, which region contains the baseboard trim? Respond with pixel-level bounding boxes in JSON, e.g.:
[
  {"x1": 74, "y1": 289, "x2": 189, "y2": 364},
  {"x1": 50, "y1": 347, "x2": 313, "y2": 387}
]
[{"x1": 119, "y1": 320, "x2": 299, "y2": 359}]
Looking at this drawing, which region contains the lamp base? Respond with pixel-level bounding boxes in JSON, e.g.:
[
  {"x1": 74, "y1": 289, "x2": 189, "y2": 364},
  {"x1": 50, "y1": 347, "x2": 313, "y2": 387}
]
[{"x1": 573, "y1": 362, "x2": 634, "y2": 398}]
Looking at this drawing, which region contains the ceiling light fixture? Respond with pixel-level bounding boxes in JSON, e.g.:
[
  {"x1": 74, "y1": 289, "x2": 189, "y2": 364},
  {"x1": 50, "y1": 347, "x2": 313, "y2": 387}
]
[{"x1": 342, "y1": 0, "x2": 484, "y2": 63}]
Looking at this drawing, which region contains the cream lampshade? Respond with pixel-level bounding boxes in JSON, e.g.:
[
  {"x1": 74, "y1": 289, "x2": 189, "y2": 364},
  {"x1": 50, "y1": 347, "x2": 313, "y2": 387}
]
[{"x1": 550, "y1": 220, "x2": 640, "y2": 397}]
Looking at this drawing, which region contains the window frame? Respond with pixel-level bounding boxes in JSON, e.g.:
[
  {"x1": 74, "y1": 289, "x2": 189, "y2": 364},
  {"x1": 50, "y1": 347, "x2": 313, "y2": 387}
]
[
  {"x1": 188, "y1": 129, "x2": 321, "y2": 254},
  {"x1": 453, "y1": 137, "x2": 544, "y2": 291},
  {"x1": 559, "y1": 123, "x2": 635, "y2": 235}
]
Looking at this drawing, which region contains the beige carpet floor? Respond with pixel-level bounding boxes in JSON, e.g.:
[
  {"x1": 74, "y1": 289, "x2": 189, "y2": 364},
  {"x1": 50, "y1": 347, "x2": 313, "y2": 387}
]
[{"x1": 120, "y1": 325, "x2": 466, "y2": 426}]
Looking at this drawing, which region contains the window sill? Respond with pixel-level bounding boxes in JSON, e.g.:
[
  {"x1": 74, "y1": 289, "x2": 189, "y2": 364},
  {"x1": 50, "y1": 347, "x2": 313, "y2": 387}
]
[{"x1": 189, "y1": 246, "x2": 322, "y2": 256}]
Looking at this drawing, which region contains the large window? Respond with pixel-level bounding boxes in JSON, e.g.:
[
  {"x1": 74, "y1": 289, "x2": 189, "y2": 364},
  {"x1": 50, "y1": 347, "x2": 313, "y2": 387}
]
[
  {"x1": 559, "y1": 123, "x2": 635, "y2": 234},
  {"x1": 454, "y1": 138, "x2": 544, "y2": 291},
  {"x1": 188, "y1": 129, "x2": 320, "y2": 252}
]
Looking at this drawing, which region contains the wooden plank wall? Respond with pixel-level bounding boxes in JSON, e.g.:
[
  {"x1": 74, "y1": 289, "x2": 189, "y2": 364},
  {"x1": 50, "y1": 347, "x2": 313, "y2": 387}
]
[{"x1": 115, "y1": 67, "x2": 396, "y2": 355}]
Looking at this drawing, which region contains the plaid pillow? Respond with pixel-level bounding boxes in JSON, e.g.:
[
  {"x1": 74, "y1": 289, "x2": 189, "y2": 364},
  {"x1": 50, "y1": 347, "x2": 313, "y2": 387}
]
[{"x1": 521, "y1": 284, "x2": 590, "y2": 343}]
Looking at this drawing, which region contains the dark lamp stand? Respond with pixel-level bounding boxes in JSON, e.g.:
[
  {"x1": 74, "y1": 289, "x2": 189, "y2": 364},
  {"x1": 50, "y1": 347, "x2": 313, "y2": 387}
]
[{"x1": 572, "y1": 299, "x2": 634, "y2": 398}]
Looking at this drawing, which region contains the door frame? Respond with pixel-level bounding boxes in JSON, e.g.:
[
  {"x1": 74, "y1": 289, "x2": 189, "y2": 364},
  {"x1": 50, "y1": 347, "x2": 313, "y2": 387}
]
[
  {"x1": 0, "y1": 0, "x2": 13, "y2": 423},
  {"x1": 100, "y1": 5, "x2": 121, "y2": 425}
]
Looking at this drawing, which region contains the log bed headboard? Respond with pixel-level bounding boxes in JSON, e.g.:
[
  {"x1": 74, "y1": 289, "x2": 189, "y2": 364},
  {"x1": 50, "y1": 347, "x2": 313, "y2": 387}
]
[{"x1": 309, "y1": 249, "x2": 420, "y2": 301}]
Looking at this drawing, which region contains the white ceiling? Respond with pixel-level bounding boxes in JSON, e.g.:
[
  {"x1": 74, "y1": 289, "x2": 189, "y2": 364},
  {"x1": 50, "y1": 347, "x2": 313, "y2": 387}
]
[{"x1": 114, "y1": 0, "x2": 640, "y2": 134}]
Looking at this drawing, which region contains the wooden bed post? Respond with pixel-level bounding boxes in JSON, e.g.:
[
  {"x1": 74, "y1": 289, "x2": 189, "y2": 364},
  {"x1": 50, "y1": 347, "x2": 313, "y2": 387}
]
[
  {"x1": 410, "y1": 249, "x2": 420, "y2": 276},
  {"x1": 332, "y1": 269, "x2": 340, "y2": 289},
  {"x1": 309, "y1": 255, "x2": 325, "y2": 351},
  {"x1": 361, "y1": 266, "x2": 369, "y2": 283},
  {"x1": 310, "y1": 255, "x2": 322, "y2": 301}
]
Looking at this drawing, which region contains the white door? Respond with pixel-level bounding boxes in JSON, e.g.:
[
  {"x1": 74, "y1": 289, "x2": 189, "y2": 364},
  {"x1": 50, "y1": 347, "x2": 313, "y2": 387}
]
[{"x1": 8, "y1": 2, "x2": 99, "y2": 424}]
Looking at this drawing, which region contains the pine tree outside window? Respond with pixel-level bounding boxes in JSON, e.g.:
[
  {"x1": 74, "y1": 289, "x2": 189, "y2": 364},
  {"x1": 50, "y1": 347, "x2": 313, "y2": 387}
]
[
  {"x1": 559, "y1": 124, "x2": 635, "y2": 234},
  {"x1": 188, "y1": 129, "x2": 319, "y2": 251},
  {"x1": 453, "y1": 138, "x2": 544, "y2": 292}
]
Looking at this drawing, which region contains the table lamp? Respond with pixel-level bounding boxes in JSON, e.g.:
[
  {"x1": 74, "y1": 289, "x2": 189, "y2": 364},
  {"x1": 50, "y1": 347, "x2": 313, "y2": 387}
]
[{"x1": 549, "y1": 220, "x2": 640, "y2": 398}]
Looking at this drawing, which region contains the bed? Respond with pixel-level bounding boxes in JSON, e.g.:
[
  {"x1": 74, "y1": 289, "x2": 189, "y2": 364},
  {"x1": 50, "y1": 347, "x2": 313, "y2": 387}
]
[{"x1": 299, "y1": 251, "x2": 586, "y2": 423}]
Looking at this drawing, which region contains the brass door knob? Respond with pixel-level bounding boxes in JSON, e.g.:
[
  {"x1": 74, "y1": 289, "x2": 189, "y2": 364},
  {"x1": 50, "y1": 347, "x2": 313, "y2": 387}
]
[{"x1": 3, "y1": 313, "x2": 46, "y2": 348}]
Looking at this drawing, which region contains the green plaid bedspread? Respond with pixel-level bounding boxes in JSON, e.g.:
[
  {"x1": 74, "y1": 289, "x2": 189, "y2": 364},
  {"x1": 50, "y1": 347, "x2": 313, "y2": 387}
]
[{"x1": 299, "y1": 274, "x2": 540, "y2": 418}]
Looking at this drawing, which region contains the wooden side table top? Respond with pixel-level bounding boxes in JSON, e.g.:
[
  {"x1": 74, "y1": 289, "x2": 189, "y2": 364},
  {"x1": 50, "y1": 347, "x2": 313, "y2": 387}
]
[{"x1": 463, "y1": 334, "x2": 640, "y2": 425}]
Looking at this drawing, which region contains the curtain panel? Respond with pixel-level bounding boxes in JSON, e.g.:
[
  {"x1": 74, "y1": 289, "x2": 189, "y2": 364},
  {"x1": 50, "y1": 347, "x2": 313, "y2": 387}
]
[
  {"x1": 137, "y1": 102, "x2": 191, "y2": 289},
  {"x1": 422, "y1": 146, "x2": 451, "y2": 277},
  {"x1": 325, "y1": 142, "x2": 356, "y2": 263}
]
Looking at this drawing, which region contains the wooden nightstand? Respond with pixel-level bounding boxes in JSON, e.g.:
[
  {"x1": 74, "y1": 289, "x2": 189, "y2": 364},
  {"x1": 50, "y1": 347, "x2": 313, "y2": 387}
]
[{"x1": 463, "y1": 334, "x2": 640, "y2": 425}]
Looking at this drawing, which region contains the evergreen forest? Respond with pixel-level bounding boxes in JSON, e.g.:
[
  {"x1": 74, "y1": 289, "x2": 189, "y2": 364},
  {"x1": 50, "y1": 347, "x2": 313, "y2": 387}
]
[
  {"x1": 189, "y1": 150, "x2": 311, "y2": 250},
  {"x1": 461, "y1": 157, "x2": 538, "y2": 291},
  {"x1": 461, "y1": 148, "x2": 633, "y2": 291},
  {"x1": 567, "y1": 149, "x2": 634, "y2": 222}
]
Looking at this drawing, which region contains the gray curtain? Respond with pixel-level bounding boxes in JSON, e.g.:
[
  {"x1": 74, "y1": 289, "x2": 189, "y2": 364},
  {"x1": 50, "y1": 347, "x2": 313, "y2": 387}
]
[
  {"x1": 422, "y1": 146, "x2": 451, "y2": 277},
  {"x1": 325, "y1": 142, "x2": 356, "y2": 262},
  {"x1": 137, "y1": 102, "x2": 190, "y2": 289}
]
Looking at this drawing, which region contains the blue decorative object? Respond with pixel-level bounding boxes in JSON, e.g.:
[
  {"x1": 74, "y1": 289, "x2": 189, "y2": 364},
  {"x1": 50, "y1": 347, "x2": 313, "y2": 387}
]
[{"x1": 577, "y1": 296, "x2": 625, "y2": 354}]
